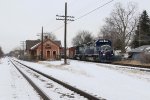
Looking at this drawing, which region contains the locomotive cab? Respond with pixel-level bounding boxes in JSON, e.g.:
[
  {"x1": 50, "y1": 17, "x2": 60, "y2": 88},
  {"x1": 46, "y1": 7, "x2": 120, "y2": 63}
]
[{"x1": 96, "y1": 39, "x2": 114, "y2": 62}]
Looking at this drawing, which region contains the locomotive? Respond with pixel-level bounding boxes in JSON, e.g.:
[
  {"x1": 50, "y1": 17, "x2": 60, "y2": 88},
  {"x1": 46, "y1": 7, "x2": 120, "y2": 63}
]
[{"x1": 74, "y1": 39, "x2": 114, "y2": 62}]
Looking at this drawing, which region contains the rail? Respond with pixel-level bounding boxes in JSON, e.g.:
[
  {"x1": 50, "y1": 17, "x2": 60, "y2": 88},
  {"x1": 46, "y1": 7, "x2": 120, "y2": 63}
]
[
  {"x1": 12, "y1": 59, "x2": 106, "y2": 100},
  {"x1": 9, "y1": 58, "x2": 51, "y2": 100}
]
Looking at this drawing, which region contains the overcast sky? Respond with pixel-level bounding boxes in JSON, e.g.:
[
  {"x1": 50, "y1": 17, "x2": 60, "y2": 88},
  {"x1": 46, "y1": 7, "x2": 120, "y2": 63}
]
[{"x1": 0, "y1": 0, "x2": 150, "y2": 53}]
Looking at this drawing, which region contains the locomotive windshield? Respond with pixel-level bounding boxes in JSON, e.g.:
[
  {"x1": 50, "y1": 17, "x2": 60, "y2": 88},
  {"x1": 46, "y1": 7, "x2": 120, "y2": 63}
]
[{"x1": 100, "y1": 45, "x2": 112, "y2": 51}]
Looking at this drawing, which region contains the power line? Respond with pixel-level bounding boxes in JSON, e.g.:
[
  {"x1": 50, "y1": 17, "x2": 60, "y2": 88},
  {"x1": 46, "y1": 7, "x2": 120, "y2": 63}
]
[
  {"x1": 51, "y1": 0, "x2": 114, "y2": 33},
  {"x1": 71, "y1": 0, "x2": 103, "y2": 16},
  {"x1": 51, "y1": 25, "x2": 64, "y2": 33},
  {"x1": 43, "y1": 0, "x2": 78, "y2": 30},
  {"x1": 75, "y1": 0, "x2": 114, "y2": 21}
]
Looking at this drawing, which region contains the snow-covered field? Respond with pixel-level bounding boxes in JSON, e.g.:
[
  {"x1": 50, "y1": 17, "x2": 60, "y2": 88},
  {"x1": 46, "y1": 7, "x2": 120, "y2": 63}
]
[
  {"x1": 16, "y1": 58, "x2": 150, "y2": 100},
  {"x1": 1, "y1": 57, "x2": 150, "y2": 100}
]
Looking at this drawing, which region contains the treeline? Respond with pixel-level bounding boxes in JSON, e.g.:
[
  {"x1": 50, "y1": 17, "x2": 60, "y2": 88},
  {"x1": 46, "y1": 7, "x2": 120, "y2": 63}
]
[
  {"x1": 132, "y1": 10, "x2": 150, "y2": 48},
  {"x1": 72, "y1": 2, "x2": 150, "y2": 53},
  {"x1": 0, "y1": 46, "x2": 4, "y2": 58}
]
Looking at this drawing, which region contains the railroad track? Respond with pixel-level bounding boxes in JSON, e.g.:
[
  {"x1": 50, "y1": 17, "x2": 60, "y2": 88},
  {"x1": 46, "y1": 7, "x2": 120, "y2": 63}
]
[
  {"x1": 111, "y1": 63, "x2": 150, "y2": 73},
  {"x1": 72, "y1": 59, "x2": 150, "y2": 72},
  {"x1": 111, "y1": 62, "x2": 150, "y2": 72},
  {"x1": 9, "y1": 58, "x2": 105, "y2": 100},
  {"x1": 9, "y1": 58, "x2": 51, "y2": 100}
]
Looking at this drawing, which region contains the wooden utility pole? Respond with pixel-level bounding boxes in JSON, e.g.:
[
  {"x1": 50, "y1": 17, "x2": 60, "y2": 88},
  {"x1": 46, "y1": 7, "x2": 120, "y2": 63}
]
[
  {"x1": 64, "y1": 2, "x2": 67, "y2": 64},
  {"x1": 56, "y1": 2, "x2": 74, "y2": 64},
  {"x1": 41, "y1": 26, "x2": 44, "y2": 60}
]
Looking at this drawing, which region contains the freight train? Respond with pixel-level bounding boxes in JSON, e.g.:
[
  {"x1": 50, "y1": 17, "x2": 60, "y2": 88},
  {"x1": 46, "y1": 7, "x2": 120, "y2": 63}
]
[{"x1": 68, "y1": 39, "x2": 114, "y2": 62}]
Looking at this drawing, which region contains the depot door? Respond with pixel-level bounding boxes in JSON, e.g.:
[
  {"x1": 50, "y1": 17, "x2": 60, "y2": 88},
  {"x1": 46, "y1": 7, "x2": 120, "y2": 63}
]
[
  {"x1": 53, "y1": 51, "x2": 56, "y2": 59},
  {"x1": 47, "y1": 51, "x2": 50, "y2": 59}
]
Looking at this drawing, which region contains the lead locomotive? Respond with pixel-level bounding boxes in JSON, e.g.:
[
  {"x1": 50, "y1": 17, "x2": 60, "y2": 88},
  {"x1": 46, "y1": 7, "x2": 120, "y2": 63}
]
[{"x1": 74, "y1": 39, "x2": 114, "y2": 62}]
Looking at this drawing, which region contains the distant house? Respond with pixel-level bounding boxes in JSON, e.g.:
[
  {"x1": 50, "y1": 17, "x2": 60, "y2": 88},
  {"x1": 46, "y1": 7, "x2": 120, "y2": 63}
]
[
  {"x1": 128, "y1": 45, "x2": 150, "y2": 61},
  {"x1": 26, "y1": 38, "x2": 61, "y2": 60}
]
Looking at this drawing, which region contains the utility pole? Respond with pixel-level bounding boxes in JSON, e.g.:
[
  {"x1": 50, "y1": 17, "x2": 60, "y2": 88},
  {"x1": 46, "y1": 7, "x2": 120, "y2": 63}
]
[
  {"x1": 41, "y1": 26, "x2": 44, "y2": 60},
  {"x1": 56, "y1": 2, "x2": 74, "y2": 64}
]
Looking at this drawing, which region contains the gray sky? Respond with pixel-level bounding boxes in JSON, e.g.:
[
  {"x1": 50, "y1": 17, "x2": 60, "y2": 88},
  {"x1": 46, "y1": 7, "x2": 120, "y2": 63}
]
[{"x1": 0, "y1": 0, "x2": 150, "y2": 53}]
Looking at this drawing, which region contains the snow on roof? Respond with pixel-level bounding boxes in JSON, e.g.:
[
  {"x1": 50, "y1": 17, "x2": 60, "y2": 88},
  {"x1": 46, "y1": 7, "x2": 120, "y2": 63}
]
[
  {"x1": 129, "y1": 45, "x2": 150, "y2": 53},
  {"x1": 30, "y1": 42, "x2": 41, "y2": 50},
  {"x1": 145, "y1": 47, "x2": 150, "y2": 50},
  {"x1": 29, "y1": 39, "x2": 61, "y2": 50},
  {"x1": 26, "y1": 40, "x2": 40, "y2": 50}
]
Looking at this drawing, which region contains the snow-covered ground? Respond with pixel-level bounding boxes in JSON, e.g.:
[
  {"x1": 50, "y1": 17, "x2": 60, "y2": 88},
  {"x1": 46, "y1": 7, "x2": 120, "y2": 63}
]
[
  {"x1": 13, "y1": 59, "x2": 87, "y2": 100},
  {"x1": 15, "y1": 58, "x2": 150, "y2": 100},
  {"x1": 0, "y1": 58, "x2": 40, "y2": 100},
  {"x1": 0, "y1": 59, "x2": 150, "y2": 100}
]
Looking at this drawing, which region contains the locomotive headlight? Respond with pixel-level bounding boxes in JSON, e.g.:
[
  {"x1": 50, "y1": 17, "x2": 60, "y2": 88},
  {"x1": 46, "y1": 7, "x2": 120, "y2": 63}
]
[{"x1": 103, "y1": 53, "x2": 106, "y2": 56}]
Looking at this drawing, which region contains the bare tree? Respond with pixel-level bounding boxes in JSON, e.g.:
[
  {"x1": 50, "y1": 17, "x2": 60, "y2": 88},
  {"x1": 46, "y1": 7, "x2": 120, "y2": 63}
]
[
  {"x1": 72, "y1": 30, "x2": 94, "y2": 46},
  {"x1": 37, "y1": 32, "x2": 57, "y2": 41},
  {"x1": 43, "y1": 32, "x2": 56, "y2": 40},
  {"x1": 99, "y1": 2, "x2": 138, "y2": 53},
  {"x1": 99, "y1": 22, "x2": 120, "y2": 50}
]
